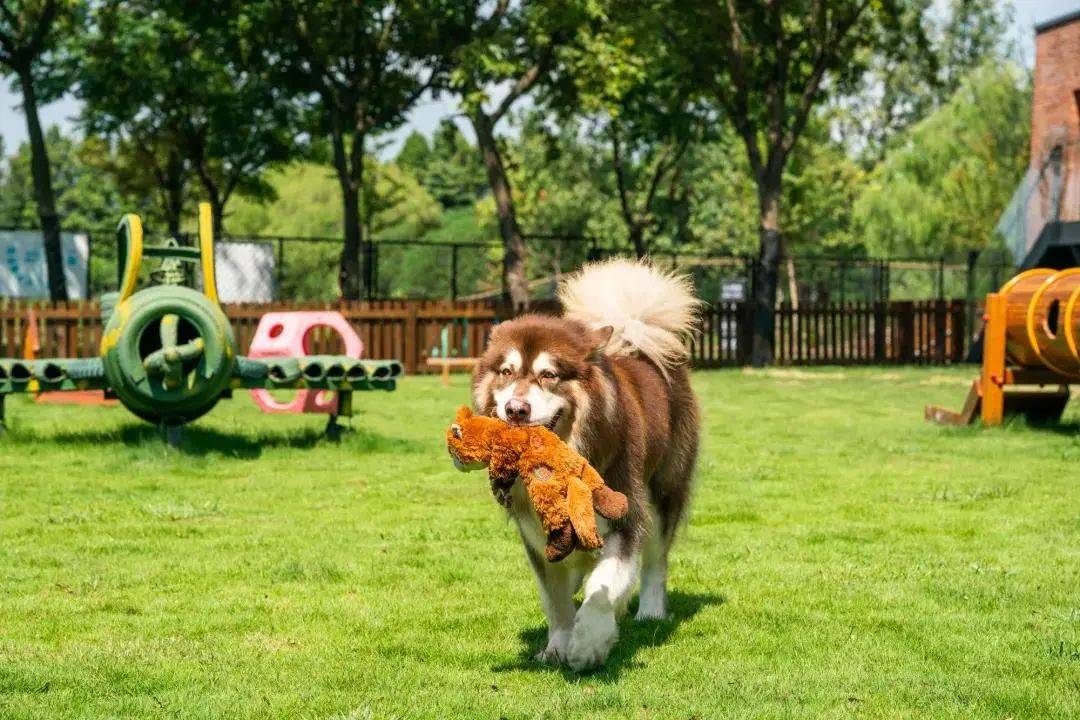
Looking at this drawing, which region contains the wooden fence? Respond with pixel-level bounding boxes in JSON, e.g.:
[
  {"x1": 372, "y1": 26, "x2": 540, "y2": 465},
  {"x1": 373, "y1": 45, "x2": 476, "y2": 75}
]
[
  {"x1": 1, "y1": 298, "x2": 970, "y2": 371},
  {"x1": 0, "y1": 299, "x2": 497, "y2": 375},
  {"x1": 693, "y1": 300, "x2": 968, "y2": 367}
]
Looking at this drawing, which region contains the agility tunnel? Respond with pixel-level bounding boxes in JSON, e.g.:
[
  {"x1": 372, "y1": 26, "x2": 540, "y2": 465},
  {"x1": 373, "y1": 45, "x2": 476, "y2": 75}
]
[{"x1": 927, "y1": 267, "x2": 1080, "y2": 425}]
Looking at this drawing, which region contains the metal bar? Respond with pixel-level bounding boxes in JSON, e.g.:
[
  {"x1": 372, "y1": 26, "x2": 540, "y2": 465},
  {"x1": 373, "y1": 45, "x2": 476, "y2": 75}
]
[
  {"x1": 450, "y1": 245, "x2": 459, "y2": 301},
  {"x1": 277, "y1": 238, "x2": 285, "y2": 300}
]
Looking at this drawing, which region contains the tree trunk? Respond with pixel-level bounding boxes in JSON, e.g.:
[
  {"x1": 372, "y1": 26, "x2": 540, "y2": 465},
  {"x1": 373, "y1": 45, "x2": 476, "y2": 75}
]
[
  {"x1": 17, "y1": 66, "x2": 67, "y2": 301},
  {"x1": 331, "y1": 124, "x2": 364, "y2": 301},
  {"x1": 785, "y1": 251, "x2": 799, "y2": 311},
  {"x1": 163, "y1": 148, "x2": 186, "y2": 237},
  {"x1": 471, "y1": 113, "x2": 529, "y2": 312},
  {"x1": 339, "y1": 182, "x2": 363, "y2": 300},
  {"x1": 628, "y1": 224, "x2": 647, "y2": 259},
  {"x1": 751, "y1": 186, "x2": 783, "y2": 367}
]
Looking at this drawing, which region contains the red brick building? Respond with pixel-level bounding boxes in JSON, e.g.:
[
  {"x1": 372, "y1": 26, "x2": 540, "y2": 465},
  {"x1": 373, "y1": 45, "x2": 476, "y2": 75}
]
[
  {"x1": 1032, "y1": 10, "x2": 1080, "y2": 223},
  {"x1": 1003, "y1": 9, "x2": 1080, "y2": 267}
]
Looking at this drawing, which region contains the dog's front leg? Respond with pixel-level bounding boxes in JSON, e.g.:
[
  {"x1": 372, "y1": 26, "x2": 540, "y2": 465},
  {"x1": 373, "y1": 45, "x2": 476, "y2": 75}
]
[
  {"x1": 523, "y1": 542, "x2": 578, "y2": 664},
  {"x1": 567, "y1": 532, "x2": 639, "y2": 672}
]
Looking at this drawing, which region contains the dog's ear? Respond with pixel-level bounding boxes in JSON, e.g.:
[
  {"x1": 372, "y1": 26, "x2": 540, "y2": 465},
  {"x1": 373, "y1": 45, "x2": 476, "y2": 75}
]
[{"x1": 455, "y1": 405, "x2": 474, "y2": 422}]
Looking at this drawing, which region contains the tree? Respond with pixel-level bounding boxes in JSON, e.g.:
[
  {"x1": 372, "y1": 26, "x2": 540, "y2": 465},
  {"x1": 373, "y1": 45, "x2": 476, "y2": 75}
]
[
  {"x1": 562, "y1": 9, "x2": 711, "y2": 258},
  {"x1": 420, "y1": 119, "x2": 487, "y2": 208},
  {"x1": 672, "y1": 0, "x2": 926, "y2": 365},
  {"x1": 854, "y1": 62, "x2": 1029, "y2": 258},
  {"x1": 831, "y1": 0, "x2": 1010, "y2": 163},
  {"x1": 442, "y1": 0, "x2": 594, "y2": 310},
  {"x1": 78, "y1": 1, "x2": 299, "y2": 235},
  {"x1": 264, "y1": 0, "x2": 468, "y2": 299},
  {"x1": 227, "y1": 160, "x2": 443, "y2": 300},
  {"x1": 396, "y1": 131, "x2": 431, "y2": 176},
  {"x1": 0, "y1": 0, "x2": 81, "y2": 300}
]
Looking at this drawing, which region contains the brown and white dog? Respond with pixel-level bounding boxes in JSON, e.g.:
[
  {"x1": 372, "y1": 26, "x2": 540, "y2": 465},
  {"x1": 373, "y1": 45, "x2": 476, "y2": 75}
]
[{"x1": 470, "y1": 259, "x2": 701, "y2": 671}]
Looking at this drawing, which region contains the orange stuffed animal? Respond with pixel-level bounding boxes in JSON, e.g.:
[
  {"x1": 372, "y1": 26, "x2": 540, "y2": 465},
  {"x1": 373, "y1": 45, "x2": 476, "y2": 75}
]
[{"x1": 446, "y1": 406, "x2": 628, "y2": 561}]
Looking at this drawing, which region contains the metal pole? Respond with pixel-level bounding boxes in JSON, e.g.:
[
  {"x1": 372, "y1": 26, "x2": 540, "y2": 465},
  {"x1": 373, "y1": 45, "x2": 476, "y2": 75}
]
[
  {"x1": 277, "y1": 238, "x2": 285, "y2": 301},
  {"x1": 368, "y1": 243, "x2": 378, "y2": 300},
  {"x1": 965, "y1": 250, "x2": 977, "y2": 350},
  {"x1": 84, "y1": 232, "x2": 92, "y2": 299},
  {"x1": 451, "y1": 244, "x2": 459, "y2": 301},
  {"x1": 938, "y1": 255, "x2": 945, "y2": 300}
]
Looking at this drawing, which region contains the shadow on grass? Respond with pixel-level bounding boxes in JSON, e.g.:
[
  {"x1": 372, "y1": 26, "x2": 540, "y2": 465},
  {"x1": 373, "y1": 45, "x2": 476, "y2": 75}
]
[
  {"x1": 493, "y1": 590, "x2": 724, "y2": 681},
  {"x1": 31, "y1": 422, "x2": 422, "y2": 459}
]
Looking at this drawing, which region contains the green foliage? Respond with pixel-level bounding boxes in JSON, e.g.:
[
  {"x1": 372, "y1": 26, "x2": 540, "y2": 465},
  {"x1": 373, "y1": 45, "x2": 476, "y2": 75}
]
[
  {"x1": 0, "y1": 0, "x2": 84, "y2": 96},
  {"x1": 395, "y1": 131, "x2": 431, "y2": 175},
  {"x1": 78, "y1": 0, "x2": 299, "y2": 231},
  {"x1": 834, "y1": 0, "x2": 1011, "y2": 163},
  {"x1": 416, "y1": 120, "x2": 488, "y2": 208},
  {"x1": 228, "y1": 160, "x2": 443, "y2": 300},
  {"x1": 0, "y1": 128, "x2": 158, "y2": 292},
  {"x1": 783, "y1": 121, "x2": 868, "y2": 255},
  {"x1": 854, "y1": 62, "x2": 1030, "y2": 258},
  {"x1": 0, "y1": 128, "x2": 118, "y2": 230}
]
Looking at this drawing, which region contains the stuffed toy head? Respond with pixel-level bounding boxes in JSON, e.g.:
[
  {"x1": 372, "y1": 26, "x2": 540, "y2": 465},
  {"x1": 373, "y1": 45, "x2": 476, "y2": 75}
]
[{"x1": 446, "y1": 405, "x2": 504, "y2": 471}]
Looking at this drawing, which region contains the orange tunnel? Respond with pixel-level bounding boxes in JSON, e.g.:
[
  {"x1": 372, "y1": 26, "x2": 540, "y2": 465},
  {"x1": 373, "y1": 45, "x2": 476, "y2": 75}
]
[{"x1": 999, "y1": 268, "x2": 1080, "y2": 378}]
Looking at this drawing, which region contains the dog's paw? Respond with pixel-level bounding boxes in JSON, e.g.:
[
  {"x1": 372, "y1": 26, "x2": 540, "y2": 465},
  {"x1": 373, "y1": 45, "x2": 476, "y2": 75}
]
[
  {"x1": 567, "y1": 600, "x2": 617, "y2": 672},
  {"x1": 634, "y1": 606, "x2": 669, "y2": 622},
  {"x1": 533, "y1": 631, "x2": 569, "y2": 665}
]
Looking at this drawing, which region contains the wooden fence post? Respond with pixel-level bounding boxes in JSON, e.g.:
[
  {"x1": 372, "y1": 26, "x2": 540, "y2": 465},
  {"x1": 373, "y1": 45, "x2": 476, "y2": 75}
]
[
  {"x1": 934, "y1": 299, "x2": 947, "y2": 364},
  {"x1": 873, "y1": 301, "x2": 887, "y2": 362},
  {"x1": 897, "y1": 301, "x2": 915, "y2": 363},
  {"x1": 737, "y1": 301, "x2": 752, "y2": 366},
  {"x1": 950, "y1": 300, "x2": 966, "y2": 363},
  {"x1": 404, "y1": 303, "x2": 418, "y2": 375}
]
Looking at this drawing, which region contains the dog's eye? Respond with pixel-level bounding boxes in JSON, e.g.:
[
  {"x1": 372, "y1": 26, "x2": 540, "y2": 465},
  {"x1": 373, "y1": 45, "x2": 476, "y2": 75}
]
[
  {"x1": 538, "y1": 370, "x2": 558, "y2": 381},
  {"x1": 500, "y1": 367, "x2": 513, "y2": 377},
  {"x1": 451, "y1": 424, "x2": 462, "y2": 439}
]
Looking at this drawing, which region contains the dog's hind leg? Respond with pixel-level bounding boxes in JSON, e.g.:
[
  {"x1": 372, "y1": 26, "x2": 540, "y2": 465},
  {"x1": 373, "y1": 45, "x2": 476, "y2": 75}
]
[
  {"x1": 523, "y1": 541, "x2": 579, "y2": 664},
  {"x1": 639, "y1": 379, "x2": 699, "y2": 621},
  {"x1": 637, "y1": 507, "x2": 673, "y2": 620}
]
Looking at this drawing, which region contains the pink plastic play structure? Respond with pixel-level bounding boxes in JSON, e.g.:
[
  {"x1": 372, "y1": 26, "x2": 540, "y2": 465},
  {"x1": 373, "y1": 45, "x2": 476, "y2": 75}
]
[{"x1": 248, "y1": 311, "x2": 363, "y2": 415}]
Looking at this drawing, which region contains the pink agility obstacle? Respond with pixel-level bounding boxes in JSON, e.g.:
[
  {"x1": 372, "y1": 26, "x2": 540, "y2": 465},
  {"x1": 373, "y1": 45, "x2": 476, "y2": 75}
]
[{"x1": 248, "y1": 311, "x2": 363, "y2": 415}]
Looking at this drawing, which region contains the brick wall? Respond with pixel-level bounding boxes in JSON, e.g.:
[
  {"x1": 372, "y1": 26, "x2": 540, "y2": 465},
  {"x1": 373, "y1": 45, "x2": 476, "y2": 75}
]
[{"x1": 1032, "y1": 13, "x2": 1080, "y2": 224}]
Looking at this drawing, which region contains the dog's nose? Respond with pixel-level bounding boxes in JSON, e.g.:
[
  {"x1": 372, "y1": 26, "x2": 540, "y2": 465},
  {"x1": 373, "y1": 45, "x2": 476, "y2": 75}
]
[{"x1": 505, "y1": 398, "x2": 531, "y2": 423}]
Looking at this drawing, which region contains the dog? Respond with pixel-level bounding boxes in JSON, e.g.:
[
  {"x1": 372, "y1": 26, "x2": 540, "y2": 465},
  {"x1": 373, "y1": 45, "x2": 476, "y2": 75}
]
[{"x1": 470, "y1": 259, "x2": 701, "y2": 671}]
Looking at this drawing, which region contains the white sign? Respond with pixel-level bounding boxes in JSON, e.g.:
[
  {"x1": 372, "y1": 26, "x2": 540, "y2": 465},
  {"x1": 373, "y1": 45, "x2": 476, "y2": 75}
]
[
  {"x1": 721, "y1": 280, "x2": 746, "y2": 302},
  {"x1": 215, "y1": 241, "x2": 276, "y2": 303},
  {"x1": 0, "y1": 231, "x2": 89, "y2": 299}
]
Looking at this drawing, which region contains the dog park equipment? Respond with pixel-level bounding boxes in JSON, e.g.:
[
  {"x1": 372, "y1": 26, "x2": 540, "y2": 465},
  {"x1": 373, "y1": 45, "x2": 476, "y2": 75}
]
[
  {"x1": 926, "y1": 267, "x2": 1080, "y2": 425},
  {"x1": 0, "y1": 203, "x2": 403, "y2": 440},
  {"x1": 248, "y1": 311, "x2": 369, "y2": 415}
]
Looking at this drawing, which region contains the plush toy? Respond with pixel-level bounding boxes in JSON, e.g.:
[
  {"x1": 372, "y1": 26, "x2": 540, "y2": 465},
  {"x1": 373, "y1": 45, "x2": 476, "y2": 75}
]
[{"x1": 446, "y1": 406, "x2": 628, "y2": 561}]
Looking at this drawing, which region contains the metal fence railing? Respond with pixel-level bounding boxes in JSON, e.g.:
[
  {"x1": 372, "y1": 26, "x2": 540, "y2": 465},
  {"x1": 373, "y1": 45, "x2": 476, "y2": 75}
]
[{"x1": 2, "y1": 226, "x2": 1017, "y2": 310}]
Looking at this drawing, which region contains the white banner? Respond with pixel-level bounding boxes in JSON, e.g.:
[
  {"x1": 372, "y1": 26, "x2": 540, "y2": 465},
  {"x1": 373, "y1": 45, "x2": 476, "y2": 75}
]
[
  {"x1": 0, "y1": 231, "x2": 89, "y2": 299},
  {"x1": 215, "y1": 240, "x2": 276, "y2": 303}
]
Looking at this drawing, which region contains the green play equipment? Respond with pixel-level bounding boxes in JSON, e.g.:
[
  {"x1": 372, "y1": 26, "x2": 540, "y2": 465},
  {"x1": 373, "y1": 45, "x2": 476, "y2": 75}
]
[{"x1": 0, "y1": 203, "x2": 402, "y2": 441}]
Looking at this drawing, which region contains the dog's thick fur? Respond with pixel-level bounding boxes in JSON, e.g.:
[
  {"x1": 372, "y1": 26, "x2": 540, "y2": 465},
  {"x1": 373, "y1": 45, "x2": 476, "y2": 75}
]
[{"x1": 471, "y1": 259, "x2": 700, "y2": 670}]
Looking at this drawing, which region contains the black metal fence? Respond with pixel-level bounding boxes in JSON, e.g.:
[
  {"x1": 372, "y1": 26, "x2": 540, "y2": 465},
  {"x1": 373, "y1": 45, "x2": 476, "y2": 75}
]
[{"x1": 3, "y1": 225, "x2": 1016, "y2": 307}]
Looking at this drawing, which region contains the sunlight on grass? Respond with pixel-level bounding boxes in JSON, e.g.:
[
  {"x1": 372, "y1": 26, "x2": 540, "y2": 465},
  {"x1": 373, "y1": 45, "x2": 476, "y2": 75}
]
[{"x1": 0, "y1": 368, "x2": 1077, "y2": 719}]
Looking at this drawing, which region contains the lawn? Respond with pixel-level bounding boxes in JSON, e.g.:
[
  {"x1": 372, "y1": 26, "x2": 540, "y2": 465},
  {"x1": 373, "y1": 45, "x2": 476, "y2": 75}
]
[{"x1": 0, "y1": 367, "x2": 1077, "y2": 719}]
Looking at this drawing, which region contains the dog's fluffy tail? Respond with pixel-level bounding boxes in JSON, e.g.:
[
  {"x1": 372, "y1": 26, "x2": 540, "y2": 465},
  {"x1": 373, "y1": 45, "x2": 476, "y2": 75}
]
[{"x1": 558, "y1": 259, "x2": 701, "y2": 379}]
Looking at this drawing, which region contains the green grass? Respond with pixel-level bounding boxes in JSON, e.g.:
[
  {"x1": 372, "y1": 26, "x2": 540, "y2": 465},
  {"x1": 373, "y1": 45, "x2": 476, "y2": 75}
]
[{"x1": 1, "y1": 367, "x2": 1078, "y2": 719}]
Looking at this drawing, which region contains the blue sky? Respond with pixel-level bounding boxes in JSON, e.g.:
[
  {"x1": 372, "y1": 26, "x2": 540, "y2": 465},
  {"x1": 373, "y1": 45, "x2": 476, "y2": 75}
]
[{"x1": 1, "y1": 0, "x2": 1077, "y2": 160}]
